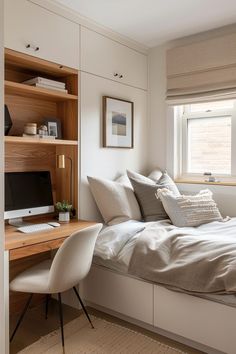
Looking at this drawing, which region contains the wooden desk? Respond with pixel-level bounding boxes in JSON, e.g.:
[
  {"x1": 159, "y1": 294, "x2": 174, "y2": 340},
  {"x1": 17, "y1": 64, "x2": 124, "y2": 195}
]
[
  {"x1": 5, "y1": 219, "x2": 96, "y2": 260},
  {"x1": 4, "y1": 218, "x2": 97, "y2": 354}
]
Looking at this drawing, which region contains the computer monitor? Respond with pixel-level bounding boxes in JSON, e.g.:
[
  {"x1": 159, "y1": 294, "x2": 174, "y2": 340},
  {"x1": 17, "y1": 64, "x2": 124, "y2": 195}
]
[{"x1": 5, "y1": 171, "x2": 54, "y2": 224}]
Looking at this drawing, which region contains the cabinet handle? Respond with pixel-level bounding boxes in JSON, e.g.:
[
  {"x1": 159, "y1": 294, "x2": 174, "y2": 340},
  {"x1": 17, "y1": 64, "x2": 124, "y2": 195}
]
[
  {"x1": 119, "y1": 74, "x2": 123, "y2": 79},
  {"x1": 26, "y1": 44, "x2": 39, "y2": 52},
  {"x1": 113, "y1": 73, "x2": 118, "y2": 77}
]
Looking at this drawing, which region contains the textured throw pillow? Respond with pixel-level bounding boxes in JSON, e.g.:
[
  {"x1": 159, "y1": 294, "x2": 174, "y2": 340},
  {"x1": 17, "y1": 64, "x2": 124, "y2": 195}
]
[
  {"x1": 87, "y1": 176, "x2": 141, "y2": 225},
  {"x1": 156, "y1": 188, "x2": 223, "y2": 227},
  {"x1": 128, "y1": 170, "x2": 180, "y2": 221}
]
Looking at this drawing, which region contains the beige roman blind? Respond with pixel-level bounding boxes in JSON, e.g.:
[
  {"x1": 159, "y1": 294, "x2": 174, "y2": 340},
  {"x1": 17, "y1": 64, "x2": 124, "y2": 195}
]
[{"x1": 166, "y1": 33, "x2": 236, "y2": 104}]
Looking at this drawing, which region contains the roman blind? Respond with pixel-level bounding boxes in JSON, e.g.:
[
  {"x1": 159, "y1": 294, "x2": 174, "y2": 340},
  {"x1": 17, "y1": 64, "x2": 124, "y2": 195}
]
[{"x1": 166, "y1": 33, "x2": 236, "y2": 105}]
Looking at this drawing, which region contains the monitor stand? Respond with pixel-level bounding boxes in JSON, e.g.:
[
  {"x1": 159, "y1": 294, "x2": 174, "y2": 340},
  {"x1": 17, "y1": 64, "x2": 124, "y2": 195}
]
[{"x1": 8, "y1": 218, "x2": 32, "y2": 228}]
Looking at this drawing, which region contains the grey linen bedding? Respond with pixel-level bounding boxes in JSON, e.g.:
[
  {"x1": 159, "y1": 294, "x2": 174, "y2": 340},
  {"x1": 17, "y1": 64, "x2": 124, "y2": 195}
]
[{"x1": 128, "y1": 219, "x2": 236, "y2": 294}]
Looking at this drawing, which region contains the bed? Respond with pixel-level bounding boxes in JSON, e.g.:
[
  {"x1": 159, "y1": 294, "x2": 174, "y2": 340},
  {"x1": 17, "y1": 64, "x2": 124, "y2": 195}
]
[{"x1": 81, "y1": 218, "x2": 236, "y2": 354}]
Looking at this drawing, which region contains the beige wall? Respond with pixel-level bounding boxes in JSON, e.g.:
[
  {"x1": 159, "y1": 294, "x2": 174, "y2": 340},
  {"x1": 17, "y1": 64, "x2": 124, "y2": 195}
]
[
  {"x1": 148, "y1": 25, "x2": 236, "y2": 217},
  {"x1": 0, "y1": 0, "x2": 5, "y2": 350}
]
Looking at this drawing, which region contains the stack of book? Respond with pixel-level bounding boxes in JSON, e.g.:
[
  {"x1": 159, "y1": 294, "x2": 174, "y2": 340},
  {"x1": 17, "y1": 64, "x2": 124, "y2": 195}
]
[{"x1": 22, "y1": 77, "x2": 68, "y2": 93}]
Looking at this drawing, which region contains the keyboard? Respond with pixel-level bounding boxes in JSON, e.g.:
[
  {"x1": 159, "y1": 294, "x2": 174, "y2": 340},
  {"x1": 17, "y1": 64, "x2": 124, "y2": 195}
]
[{"x1": 17, "y1": 223, "x2": 54, "y2": 234}]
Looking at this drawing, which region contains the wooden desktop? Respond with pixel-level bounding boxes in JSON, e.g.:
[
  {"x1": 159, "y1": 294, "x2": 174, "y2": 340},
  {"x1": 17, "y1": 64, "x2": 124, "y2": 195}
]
[{"x1": 5, "y1": 218, "x2": 96, "y2": 261}]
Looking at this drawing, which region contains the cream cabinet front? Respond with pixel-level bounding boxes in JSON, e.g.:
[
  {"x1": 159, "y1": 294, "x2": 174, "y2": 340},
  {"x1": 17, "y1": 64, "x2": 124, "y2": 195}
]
[
  {"x1": 4, "y1": 0, "x2": 79, "y2": 68},
  {"x1": 81, "y1": 27, "x2": 147, "y2": 90}
]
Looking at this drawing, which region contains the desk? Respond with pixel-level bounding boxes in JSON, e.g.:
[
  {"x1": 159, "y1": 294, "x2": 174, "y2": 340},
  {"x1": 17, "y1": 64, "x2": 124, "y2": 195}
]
[{"x1": 4, "y1": 218, "x2": 97, "y2": 354}]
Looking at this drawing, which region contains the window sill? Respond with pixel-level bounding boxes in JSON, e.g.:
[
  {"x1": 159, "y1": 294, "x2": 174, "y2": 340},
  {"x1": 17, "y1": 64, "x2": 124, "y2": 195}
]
[{"x1": 175, "y1": 179, "x2": 236, "y2": 187}]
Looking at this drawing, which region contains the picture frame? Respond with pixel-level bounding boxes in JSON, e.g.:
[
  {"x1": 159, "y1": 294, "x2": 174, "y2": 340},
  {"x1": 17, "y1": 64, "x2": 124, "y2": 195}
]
[
  {"x1": 103, "y1": 96, "x2": 134, "y2": 148},
  {"x1": 44, "y1": 118, "x2": 62, "y2": 139}
]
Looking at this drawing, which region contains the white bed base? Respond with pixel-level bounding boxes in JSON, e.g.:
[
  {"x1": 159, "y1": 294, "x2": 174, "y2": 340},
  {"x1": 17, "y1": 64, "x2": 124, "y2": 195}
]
[{"x1": 81, "y1": 265, "x2": 236, "y2": 354}]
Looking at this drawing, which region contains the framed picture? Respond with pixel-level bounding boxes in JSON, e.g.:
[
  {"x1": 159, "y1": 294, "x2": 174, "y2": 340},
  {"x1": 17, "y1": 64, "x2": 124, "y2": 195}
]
[
  {"x1": 103, "y1": 96, "x2": 133, "y2": 148},
  {"x1": 44, "y1": 118, "x2": 62, "y2": 139}
]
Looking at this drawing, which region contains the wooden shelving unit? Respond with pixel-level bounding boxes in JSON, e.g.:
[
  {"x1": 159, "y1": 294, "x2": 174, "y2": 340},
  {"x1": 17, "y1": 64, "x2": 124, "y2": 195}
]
[{"x1": 5, "y1": 48, "x2": 79, "y2": 210}]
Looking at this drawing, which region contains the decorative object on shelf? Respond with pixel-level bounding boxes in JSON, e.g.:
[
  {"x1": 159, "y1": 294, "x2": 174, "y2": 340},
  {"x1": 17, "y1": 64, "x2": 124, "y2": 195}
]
[
  {"x1": 44, "y1": 118, "x2": 62, "y2": 139},
  {"x1": 4, "y1": 105, "x2": 13, "y2": 135},
  {"x1": 103, "y1": 96, "x2": 133, "y2": 148},
  {"x1": 23, "y1": 122, "x2": 37, "y2": 136},
  {"x1": 56, "y1": 154, "x2": 73, "y2": 205},
  {"x1": 22, "y1": 77, "x2": 68, "y2": 93},
  {"x1": 55, "y1": 200, "x2": 73, "y2": 222},
  {"x1": 203, "y1": 172, "x2": 219, "y2": 183},
  {"x1": 38, "y1": 124, "x2": 48, "y2": 137}
]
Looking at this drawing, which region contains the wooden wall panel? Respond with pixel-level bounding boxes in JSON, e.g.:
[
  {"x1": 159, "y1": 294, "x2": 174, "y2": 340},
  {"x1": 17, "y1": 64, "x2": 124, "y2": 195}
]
[
  {"x1": 5, "y1": 94, "x2": 57, "y2": 136},
  {"x1": 5, "y1": 143, "x2": 57, "y2": 202}
]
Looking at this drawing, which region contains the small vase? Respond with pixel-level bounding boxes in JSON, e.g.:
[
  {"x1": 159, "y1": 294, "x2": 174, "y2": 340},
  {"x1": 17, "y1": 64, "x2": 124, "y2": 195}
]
[{"x1": 59, "y1": 211, "x2": 70, "y2": 223}]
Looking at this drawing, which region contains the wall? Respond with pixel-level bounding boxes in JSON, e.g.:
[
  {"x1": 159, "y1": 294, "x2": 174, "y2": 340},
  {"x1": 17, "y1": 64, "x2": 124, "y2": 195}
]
[
  {"x1": 0, "y1": 0, "x2": 5, "y2": 351},
  {"x1": 148, "y1": 25, "x2": 236, "y2": 217},
  {"x1": 80, "y1": 72, "x2": 148, "y2": 221}
]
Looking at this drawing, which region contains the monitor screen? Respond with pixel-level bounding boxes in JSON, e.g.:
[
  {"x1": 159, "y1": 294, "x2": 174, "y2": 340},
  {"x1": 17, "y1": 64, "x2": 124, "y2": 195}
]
[{"x1": 5, "y1": 171, "x2": 54, "y2": 219}]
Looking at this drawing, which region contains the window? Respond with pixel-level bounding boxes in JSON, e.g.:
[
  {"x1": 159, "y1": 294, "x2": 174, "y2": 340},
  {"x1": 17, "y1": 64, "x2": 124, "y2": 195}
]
[{"x1": 179, "y1": 100, "x2": 236, "y2": 178}]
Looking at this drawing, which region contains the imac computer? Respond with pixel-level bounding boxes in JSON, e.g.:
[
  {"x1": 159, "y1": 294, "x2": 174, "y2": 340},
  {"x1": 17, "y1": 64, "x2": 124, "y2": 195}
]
[{"x1": 5, "y1": 171, "x2": 54, "y2": 227}]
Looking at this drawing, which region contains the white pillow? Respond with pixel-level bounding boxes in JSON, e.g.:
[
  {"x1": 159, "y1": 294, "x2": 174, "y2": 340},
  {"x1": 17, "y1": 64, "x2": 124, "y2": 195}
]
[
  {"x1": 87, "y1": 176, "x2": 142, "y2": 225},
  {"x1": 115, "y1": 174, "x2": 133, "y2": 189},
  {"x1": 156, "y1": 188, "x2": 223, "y2": 227},
  {"x1": 127, "y1": 170, "x2": 156, "y2": 184},
  {"x1": 94, "y1": 220, "x2": 145, "y2": 260},
  {"x1": 148, "y1": 168, "x2": 163, "y2": 182}
]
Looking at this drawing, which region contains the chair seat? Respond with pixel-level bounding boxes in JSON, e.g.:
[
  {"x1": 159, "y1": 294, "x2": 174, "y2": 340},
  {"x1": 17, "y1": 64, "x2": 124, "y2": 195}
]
[{"x1": 10, "y1": 260, "x2": 52, "y2": 294}]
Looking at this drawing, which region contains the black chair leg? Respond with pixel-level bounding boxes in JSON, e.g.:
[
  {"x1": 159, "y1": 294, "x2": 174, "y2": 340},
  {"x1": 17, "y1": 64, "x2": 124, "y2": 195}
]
[
  {"x1": 10, "y1": 293, "x2": 33, "y2": 342},
  {"x1": 73, "y1": 286, "x2": 94, "y2": 329},
  {"x1": 58, "y1": 293, "x2": 65, "y2": 347},
  {"x1": 45, "y1": 294, "x2": 50, "y2": 319}
]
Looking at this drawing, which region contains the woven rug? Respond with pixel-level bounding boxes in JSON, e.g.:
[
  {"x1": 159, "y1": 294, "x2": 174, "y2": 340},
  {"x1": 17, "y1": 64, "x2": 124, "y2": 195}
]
[{"x1": 19, "y1": 315, "x2": 186, "y2": 354}]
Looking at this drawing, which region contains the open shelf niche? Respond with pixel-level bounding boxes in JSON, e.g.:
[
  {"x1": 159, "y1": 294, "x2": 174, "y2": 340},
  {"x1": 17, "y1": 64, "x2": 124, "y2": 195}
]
[{"x1": 4, "y1": 48, "x2": 79, "y2": 213}]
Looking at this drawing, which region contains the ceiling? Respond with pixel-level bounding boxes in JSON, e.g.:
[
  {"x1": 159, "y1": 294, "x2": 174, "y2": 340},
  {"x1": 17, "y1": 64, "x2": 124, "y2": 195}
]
[{"x1": 54, "y1": 0, "x2": 236, "y2": 47}]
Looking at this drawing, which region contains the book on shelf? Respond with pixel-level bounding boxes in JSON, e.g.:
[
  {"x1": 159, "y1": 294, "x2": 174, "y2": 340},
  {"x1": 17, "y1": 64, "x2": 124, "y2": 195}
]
[
  {"x1": 22, "y1": 77, "x2": 66, "y2": 89},
  {"x1": 35, "y1": 83, "x2": 68, "y2": 93}
]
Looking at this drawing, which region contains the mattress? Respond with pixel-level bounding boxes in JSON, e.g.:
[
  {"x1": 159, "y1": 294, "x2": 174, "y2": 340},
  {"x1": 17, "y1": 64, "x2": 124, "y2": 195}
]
[{"x1": 93, "y1": 218, "x2": 236, "y2": 308}]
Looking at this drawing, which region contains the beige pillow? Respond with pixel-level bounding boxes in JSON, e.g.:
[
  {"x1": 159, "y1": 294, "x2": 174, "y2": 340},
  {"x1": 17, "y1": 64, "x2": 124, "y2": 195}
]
[
  {"x1": 157, "y1": 188, "x2": 223, "y2": 227},
  {"x1": 87, "y1": 176, "x2": 141, "y2": 225}
]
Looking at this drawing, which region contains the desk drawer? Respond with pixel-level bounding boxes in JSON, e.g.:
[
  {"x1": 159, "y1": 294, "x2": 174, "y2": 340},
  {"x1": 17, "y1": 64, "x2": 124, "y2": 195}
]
[{"x1": 10, "y1": 237, "x2": 66, "y2": 260}]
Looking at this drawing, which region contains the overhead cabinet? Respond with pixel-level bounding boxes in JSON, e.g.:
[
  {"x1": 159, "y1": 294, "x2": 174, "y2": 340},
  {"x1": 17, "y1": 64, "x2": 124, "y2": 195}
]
[
  {"x1": 81, "y1": 27, "x2": 147, "y2": 90},
  {"x1": 4, "y1": 0, "x2": 79, "y2": 69}
]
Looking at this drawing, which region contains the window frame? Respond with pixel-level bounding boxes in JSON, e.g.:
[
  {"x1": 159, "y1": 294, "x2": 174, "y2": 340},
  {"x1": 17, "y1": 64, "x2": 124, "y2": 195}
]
[{"x1": 179, "y1": 101, "x2": 236, "y2": 180}]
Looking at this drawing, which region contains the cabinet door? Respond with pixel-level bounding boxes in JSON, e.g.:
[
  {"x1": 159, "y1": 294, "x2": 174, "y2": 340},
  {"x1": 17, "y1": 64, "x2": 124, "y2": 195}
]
[
  {"x1": 81, "y1": 27, "x2": 147, "y2": 90},
  {"x1": 4, "y1": 0, "x2": 79, "y2": 68}
]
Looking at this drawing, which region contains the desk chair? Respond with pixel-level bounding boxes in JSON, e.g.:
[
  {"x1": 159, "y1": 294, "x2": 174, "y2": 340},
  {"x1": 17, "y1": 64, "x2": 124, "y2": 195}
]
[{"x1": 10, "y1": 223, "x2": 103, "y2": 347}]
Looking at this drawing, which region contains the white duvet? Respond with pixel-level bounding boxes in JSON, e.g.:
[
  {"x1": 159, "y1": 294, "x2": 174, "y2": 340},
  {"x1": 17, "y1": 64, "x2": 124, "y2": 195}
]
[{"x1": 94, "y1": 217, "x2": 236, "y2": 272}]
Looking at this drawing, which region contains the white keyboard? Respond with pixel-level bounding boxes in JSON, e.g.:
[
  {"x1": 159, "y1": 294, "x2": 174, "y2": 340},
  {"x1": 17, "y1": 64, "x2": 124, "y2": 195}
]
[{"x1": 18, "y1": 223, "x2": 54, "y2": 234}]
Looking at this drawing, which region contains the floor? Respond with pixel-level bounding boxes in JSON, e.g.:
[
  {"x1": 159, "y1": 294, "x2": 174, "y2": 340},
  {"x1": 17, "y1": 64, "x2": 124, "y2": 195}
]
[{"x1": 10, "y1": 299, "x2": 205, "y2": 354}]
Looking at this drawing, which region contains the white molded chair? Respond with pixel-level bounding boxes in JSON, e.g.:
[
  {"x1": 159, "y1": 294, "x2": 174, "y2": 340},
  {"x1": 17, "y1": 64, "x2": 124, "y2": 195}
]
[{"x1": 10, "y1": 223, "x2": 103, "y2": 347}]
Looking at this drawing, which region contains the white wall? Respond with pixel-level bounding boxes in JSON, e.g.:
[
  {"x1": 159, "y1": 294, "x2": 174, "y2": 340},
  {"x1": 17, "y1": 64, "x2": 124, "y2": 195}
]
[
  {"x1": 148, "y1": 27, "x2": 236, "y2": 217},
  {"x1": 0, "y1": 0, "x2": 5, "y2": 351},
  {"x1": 80, "y1": 72, "x2": 148, "y2": 221}
]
